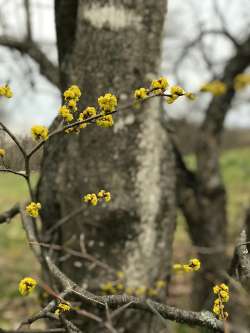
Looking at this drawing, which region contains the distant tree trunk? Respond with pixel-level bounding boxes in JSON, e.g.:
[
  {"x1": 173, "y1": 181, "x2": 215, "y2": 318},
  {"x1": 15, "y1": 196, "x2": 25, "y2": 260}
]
[
  {"x1": 38, "y1": 1, "x2": 176, "y2": 331},
  {"x1": 176, "y1": 34, "x2": 250, "y2": 310}
]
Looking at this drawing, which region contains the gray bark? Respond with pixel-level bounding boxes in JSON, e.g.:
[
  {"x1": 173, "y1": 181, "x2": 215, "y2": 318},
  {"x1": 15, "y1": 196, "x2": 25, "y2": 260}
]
[{"x1": 38, "y1": 0, "x2": 176, "y2": 332}]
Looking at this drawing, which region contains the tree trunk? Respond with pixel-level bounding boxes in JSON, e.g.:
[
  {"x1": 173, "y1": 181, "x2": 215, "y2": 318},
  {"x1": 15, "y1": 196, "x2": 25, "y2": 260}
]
[{"x1": 38, "y1": 1, "x2": 176, "y2": 331}]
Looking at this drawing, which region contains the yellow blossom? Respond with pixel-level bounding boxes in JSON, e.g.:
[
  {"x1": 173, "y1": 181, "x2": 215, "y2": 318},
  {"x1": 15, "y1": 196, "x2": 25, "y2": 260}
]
[
  {"x1": 213, "y1": 304, "x2": 221, "y2": 315},
  {"x1": 234, "y1": 73, "x2": 250, "y2": 90},
  {"x1": 59, "y1": 105, "x2": 73, "y2": 122},
  {"x1": 151, "y1": 77, "x2": 169, "y2": 94},
  {"x1": 98, "y1": 93, "x2": 117, "y2": 113},
  {"x1": 173, "y1": 258, "x2": 201, "y2": 273},
  {"x1": 101, "y1": 281, "x2": 113, "y2": 292},
  {"x1": 83, "y1": 190, "x2": 111, "y2": 206},
  {"x1": 25, "y1": 202, "x2": 41, "y2": 217},
  {"x1": 68, "y1": 99, "x2": 77, "y2": 108},
  {"x1": 173, "y1": 264, "x2": 182, "y2": 271},
  {"x1": 116, "y1": 283, "x2": 124, "y2": 291},
  {"x1": 220, "y1": 283, "x2": 229, "y2": 292},
  {"x1": 155, "y1": 280, "x2": 166, "y2": 289},
  {"x1": 185, "y1": 92, "x2": 196, "y2": 100},
  {"x1": 78, "y1": 106, "x2": 97, "y2": 129},
  {"x1": 116, "y1": 271, "x2": 125, "y2": 279},
  {"x1": 200, "y1": 80, "x2": 227, "y2": 96},
  {"x1": 188, "y1": 258, "x2": 201, "y2": 271},
  {"x1": 134, "y1": 88, "x2": 148, "y2": 100},
  {"x1": 19, "y1": 277, "x2": 37, "y2": 296},
  {"x1": 165, "y1": 95, "x2": 178, "y2": 104},
  {"x1": 96, "y1": 114, "x2": 114, "y2": 128},
  {"x1": 125, "y1": 287, "x2": 134, "y2": 295},
  {"x1": 81, "y1": 106, "x2": 97, "y2": 119},
  {"x1": 64, "y1": 85, "x2": 81, "y2": 101},
  {"x1": 0, "y1": 148, "x2": 5, "y2": 157},
  {"x1": 220, "y1": 290, "x2": 229, "y2": 302},
  {"x1": 147, "y1": 288, "x2": 158, "y2": 297},
  {"x1": 212, "y1": 283, "x2": 229, "y2": 320},
  {"x1": 55, "y1": 302, "x2": 71, "y2": 316},
  {"x1": 183, "y1": 265, "x2": 193, "y2": 272},
  {"x1": 83, "y1": 193, "x2": 98, "y2": 206},
  {"x1": 135, "y1": 286, "x2": 147, "y2": 296},
  {"x1": 170, "y1": 85, "x2": 185, "y2": 96},
  {"x1": 103, "y1": 192, "x2": 111, "y2": 202},
  {"x1": 0, "y1": 84, "x2": 13, "y2": 98},
  {"x1": 31, "y1": 125, "x2": 49, "y2": 141},
  {"x1": 213, "y1": 285, "x2": 220, "y2": 294}
]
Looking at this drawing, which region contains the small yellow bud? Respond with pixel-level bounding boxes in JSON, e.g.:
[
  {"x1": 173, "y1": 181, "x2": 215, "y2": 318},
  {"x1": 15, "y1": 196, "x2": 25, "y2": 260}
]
[
  {"x1": 0, "y1": 148, "x2": 5, "y2": 157},
  {"x1": 134, "y1": 88, "x2": 148, "y2": 100},
  {"x1": 25, "y1": 202, "x2": 42, "y2": 217},
  {"x1": 55, "y1": 302, "x2": 71, "y2": 316},
  {"x1": 19, "y1": 277, "x2": 37, "y2": 296},
  {"x1": 31, "y1": 125, "x2": 49, "y2": 141}
]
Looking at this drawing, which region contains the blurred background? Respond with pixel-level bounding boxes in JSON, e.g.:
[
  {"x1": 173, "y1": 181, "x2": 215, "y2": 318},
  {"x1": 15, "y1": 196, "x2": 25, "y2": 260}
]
[{"x1": 0, "y1": 0, "x2": 250, "y2": 331}]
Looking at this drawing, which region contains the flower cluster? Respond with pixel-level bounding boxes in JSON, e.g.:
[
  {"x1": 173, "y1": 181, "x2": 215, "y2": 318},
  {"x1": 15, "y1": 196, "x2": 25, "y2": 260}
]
[
  {"x1": 134, "y1": 87, "x2": 149, "y2": 100},
  {"x1": 101, "y1": 270, "x2": 166, "y2": 298},
  {"x1": 96, "y1": 114, "x2": 114, "y2": 128},
  {"x1": 82, "y1": 190, "x2": 111, "y2": 206},
  {"x1": 0, "y1": 148, "x2": 5, "y2": 158},
  {"x1": 166, "y1": 85, "x2": 185, "y2": 104},
  {"x1": 55, "y1": 302, "x2": 71, "y2": 316},
  {"x1": 64, "y1": 85, "x2": 81, "y2": 101},
  {"x1": 234, "y1": 73, "x2": 250, "y2": 90},
  {"x1": 101, "y1": 281, "x2": 124, "y2": 294},
  {"x1": 19, "y1": 277, "x2": 37, "y2": 296},
  {"x1": 31, "y1": 125, "x2": 49, "y2": 141},
  {"x1": 98, "y1": 93, "x2": 117, "y2": 113},
  {"x1": 0, "y1": 84, "x2": 13, "y2": 98},
  {"x1": 58, "y1": 86, "x2": 117, "y2": 132},
  {"x1": 212, "y1": 283, "x2": 229, "y2": 320},
  {"x1": 173, "y1": 258, "x2": 201, "y2": 272},
  {"x1": 133, "y1": 77, "x2": 195, "y2": 105},
  {"x1": 151, "y1": 76, "x2": 169, "y2": 94},
  {"x1": 59, "y1": 85, "x2": 81, "y2": 123},
  {"x1": 25, "y1": 202, "x2": 42, "y2": 217},
  {"x1": 78, "y1": 106, "x2": 97, "y2": 129},
  {"x1": 96, "y1": 93, "x2": 117, "y2": 128},
  {"x1": 200, "y1": 80, "x2": 227, "y2": 96}
]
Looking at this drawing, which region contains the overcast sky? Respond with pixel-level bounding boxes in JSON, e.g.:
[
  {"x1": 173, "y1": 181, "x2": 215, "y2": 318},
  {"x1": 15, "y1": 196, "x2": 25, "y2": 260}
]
[{"x1": 0, "y1": 0, "x2": 249, "y2": 134}]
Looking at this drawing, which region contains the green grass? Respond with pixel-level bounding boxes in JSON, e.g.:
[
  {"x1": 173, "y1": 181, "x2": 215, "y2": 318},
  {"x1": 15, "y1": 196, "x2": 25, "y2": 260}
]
[
  {"x1": 0, "y1": 173, "x2": 39, "y2": 298},
  {"x1": 183, "y1": 147, "x2": 250, "y2": 237}
]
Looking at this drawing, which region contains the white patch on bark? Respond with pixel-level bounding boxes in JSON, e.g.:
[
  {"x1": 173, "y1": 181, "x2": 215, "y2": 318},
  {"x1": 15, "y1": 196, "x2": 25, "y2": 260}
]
[
  {"x1": 81, "y1": 4, "x2": 142, "y2": 31},
  {"x1": 123, "y1": 98, "x2": 165, "y2": 287}
]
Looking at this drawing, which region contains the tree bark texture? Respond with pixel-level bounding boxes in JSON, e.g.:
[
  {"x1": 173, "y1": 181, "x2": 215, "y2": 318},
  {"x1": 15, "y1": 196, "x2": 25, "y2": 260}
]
[{"x1": 38, "y1": 1, "x2": 176, "y2": 331}]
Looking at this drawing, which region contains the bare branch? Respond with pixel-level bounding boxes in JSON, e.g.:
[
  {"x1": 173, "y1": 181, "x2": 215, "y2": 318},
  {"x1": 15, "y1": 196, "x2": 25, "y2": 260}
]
[
  {"x1": 0, "y1": 329, "x2": 65, "y2": 333},
  {"x1": 24, "y1": 0, "x2": 32, "y2": 41},
  {"x1": 30, "y1": 241, "x2": 114, "y2": 273},
  {"x1": 0, "y1": 203, "x2": 20, "y2": 224},
  {"x1": 45, "y1": 256, "x2": 224, "y2": 332},
  {"x1": 0, "y1": 122, "x2": 26, "y2": 157},
  {"x1": 0, "y1": 36, "x2": 59, "y2": 87},
  {"x1": 60, "y1": 317, "x2": 83, "y2": 333},
  {"x1": 174, "y1": 29, "x2": 241, "y2": 79},
  {"x1": 0, "y1": 168, "x2": 27, "y2": 178}
]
